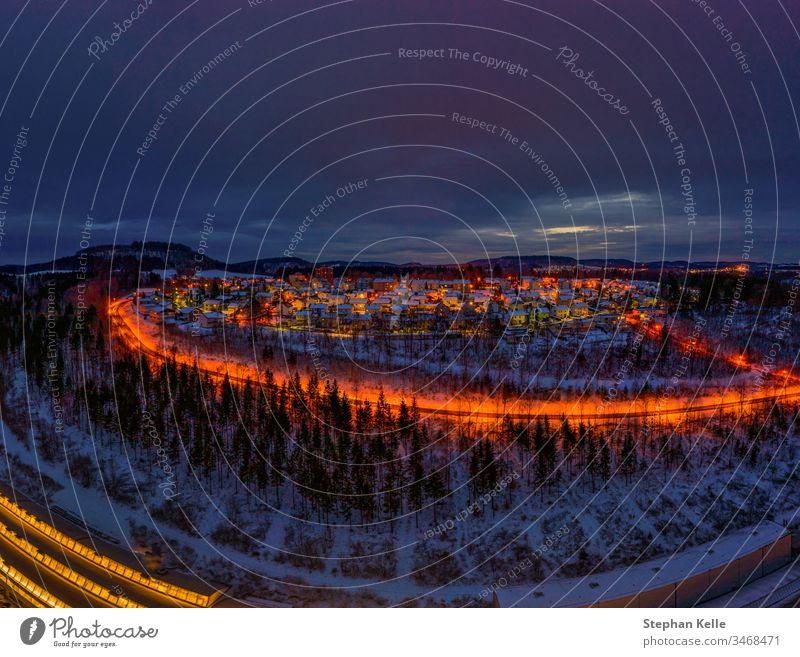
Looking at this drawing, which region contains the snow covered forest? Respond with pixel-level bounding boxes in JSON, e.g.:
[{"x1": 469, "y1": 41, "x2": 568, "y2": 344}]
[{"x1": 2, "y1": 272, "x2": 799, "y2": 606}]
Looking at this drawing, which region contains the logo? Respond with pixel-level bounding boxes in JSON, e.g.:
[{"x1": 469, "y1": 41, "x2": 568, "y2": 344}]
[{"x1": 20, "y1": 617, "x2": 45, "y2": 645}]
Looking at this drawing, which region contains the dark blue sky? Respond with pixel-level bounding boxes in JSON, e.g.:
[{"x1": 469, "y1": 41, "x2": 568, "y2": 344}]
[{"x1": 0, "y1": 0, "x2": 798, "y2": 266}]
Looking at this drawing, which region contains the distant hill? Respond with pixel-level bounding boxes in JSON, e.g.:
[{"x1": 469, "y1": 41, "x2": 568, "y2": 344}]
[
  {"x1": 0, "y1": 242, "x2": 227, "y2": 275},
  {"x1": 464, "y1": 255, "x2": 636, "y2": 269},
  {"x1": 0, "y1": 241, "x2": 780, "y2": 275},
  {"x1": 223, "y1": 256, "x2": 313, "y2": 275}
]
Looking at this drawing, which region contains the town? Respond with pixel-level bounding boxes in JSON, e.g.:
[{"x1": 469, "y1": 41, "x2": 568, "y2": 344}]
[{"x1": 133, "y1": 268, "x2": 666, "y2": 340}]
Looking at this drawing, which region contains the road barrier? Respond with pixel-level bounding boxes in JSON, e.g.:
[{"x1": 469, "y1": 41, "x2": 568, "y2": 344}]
[
  {"x1": 0, "y1": 521, "x2": 143, "y2": 607},
  {"x1": 0, "y1": 557, "x2": 67, "y2": 607}
]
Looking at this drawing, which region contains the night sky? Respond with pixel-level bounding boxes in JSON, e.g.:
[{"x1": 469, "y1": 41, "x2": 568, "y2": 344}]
[{"x1": 0, "y1": 0, "x2": 798, "y2": 266}]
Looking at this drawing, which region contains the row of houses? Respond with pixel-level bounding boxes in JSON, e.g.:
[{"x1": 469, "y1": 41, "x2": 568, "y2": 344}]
[{"x1": 135, "y1": 273, "x2": 664, "y2": 333}]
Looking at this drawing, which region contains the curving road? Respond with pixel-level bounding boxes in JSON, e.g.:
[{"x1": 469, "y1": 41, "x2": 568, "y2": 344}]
[{"x1": 110, "y1": 297, "x2": 800, "y2": 423}]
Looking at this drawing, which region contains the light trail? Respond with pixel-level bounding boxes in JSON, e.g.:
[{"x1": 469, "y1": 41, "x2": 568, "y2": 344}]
[{"x1": 110, "y1": 298, "x2": 800, "y2": 424}]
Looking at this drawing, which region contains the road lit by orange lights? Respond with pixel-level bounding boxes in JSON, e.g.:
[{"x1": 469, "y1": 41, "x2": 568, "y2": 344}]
[{"x1": 109, "y1": 299, "x2": 800, "y2": 424}]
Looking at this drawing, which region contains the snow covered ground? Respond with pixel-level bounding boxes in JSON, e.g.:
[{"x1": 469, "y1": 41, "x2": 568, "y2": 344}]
[{"x1": 3, "y1": 367, "x2": 799, "y2": 607}]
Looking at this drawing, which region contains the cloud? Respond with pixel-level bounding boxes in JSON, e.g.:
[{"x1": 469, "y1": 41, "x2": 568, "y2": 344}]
[
  {"x1": 569, "y1": 191, "x2": 659, "y2": 213},
  {"x1": 538, "y1": 223, "x2": 640, "y2": 237},
  {"x1": 542, "y1": 225, "x2": 599, "y2": 236}
]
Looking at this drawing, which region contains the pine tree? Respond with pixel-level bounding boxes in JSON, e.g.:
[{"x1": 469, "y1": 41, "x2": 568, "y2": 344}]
[
  {"x1": 561, "y1": 416, "x2": 576, "y2": 477},
  {"x1": 481, "y1": 439, "x2": 499, "y2": 514},
  {"x1": 598, "y1": 435, "x2": 611, "y2": 484},
  {"x1": 620, "y1": 433, "x2": 637, "y2": 484},
  {"x1": 585, "y1": 431, "x2": 597, "y2": 492},
  {"x1": 406, "y1": 423, "x2": 425, "y2": 527}
]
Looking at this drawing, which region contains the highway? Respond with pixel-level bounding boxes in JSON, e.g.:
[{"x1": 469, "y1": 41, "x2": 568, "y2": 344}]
[{"x1": 0, "y1": 503, "x2": 180, "y2": 607}]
